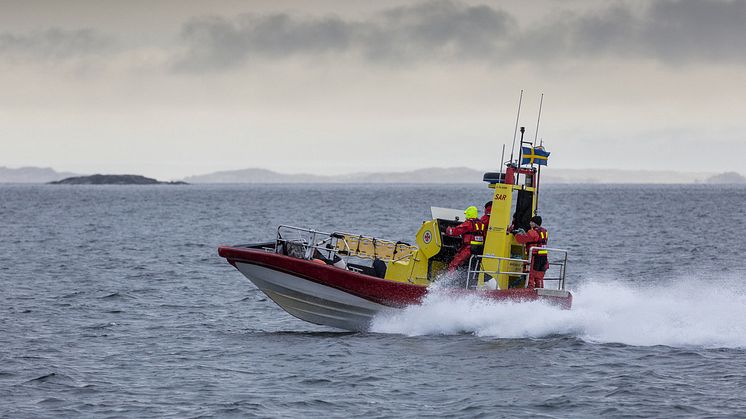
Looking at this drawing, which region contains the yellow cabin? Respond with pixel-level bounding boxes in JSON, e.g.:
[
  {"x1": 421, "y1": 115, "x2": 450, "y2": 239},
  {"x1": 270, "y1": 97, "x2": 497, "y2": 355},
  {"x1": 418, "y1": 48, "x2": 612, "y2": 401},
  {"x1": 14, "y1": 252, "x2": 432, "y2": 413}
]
[{"x1": 327, "y1": 161, "x2": 547, "y2": 289}]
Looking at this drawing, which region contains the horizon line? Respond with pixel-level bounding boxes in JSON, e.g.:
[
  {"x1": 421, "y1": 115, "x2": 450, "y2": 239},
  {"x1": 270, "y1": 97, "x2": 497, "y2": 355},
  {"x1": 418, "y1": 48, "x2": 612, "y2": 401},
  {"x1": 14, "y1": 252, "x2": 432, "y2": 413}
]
[{"x1": 0, "y1": 165, "x2": 731, "y2": 178}]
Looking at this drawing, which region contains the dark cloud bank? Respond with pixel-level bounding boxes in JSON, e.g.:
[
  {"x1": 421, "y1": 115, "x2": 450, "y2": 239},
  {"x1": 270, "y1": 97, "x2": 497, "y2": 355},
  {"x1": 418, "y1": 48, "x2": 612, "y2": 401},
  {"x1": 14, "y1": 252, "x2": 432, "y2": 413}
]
[
  {"x1": 173, "y1": 0, "x2": 746, "y2": 72},
  {"x1": 1, "y1": 0, "x2": 743, "y2": 70}
]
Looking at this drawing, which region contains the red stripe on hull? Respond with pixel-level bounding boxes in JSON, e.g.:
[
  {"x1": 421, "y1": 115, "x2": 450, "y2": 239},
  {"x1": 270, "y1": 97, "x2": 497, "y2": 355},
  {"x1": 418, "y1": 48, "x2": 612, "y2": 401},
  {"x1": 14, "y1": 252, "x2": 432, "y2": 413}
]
[{"x1": 219, "y1": 246, "x2": 426, "y2": 307}]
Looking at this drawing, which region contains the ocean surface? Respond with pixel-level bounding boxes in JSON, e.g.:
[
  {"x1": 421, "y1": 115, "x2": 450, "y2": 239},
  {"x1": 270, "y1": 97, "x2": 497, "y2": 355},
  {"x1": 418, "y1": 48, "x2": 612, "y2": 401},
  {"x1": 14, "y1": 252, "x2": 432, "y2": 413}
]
[{"x1": 2, "y1": 183, "x2": 746, "y2": 417}]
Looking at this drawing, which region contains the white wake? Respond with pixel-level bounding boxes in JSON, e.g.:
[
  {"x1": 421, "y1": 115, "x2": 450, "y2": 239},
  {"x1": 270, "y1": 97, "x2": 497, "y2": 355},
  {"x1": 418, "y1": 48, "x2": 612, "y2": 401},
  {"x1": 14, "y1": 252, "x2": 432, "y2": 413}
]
[{"x1": 370, "y1": 276, "x2": 746, "y2": 348}]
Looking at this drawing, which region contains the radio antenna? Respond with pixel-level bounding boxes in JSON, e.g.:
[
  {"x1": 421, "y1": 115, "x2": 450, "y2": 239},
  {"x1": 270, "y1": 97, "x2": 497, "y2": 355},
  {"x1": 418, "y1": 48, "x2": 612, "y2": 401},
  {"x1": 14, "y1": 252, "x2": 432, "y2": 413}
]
[
  {"x1": 536, "y1": 135, "x2": 545, "y2": 212},
  {"x1": 533, "y1": 93, "x2": 544, "y2": 146},
  {"x1": 509, "y1": 90, "x2": 523, "y2": 165},
  {"x1": 499, "y1": 144, "x2": 506, "y2": 180}
]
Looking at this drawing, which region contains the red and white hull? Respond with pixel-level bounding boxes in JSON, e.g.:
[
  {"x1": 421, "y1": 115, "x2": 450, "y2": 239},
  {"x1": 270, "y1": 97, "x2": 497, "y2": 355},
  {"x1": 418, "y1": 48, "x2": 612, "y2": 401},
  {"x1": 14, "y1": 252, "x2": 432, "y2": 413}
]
[
  {"x1": 234, "y1": 262, "x2": 393, "y2": 330},
  {"x1": 219, "y1": 246, "x2": 572, "y2": 331}
]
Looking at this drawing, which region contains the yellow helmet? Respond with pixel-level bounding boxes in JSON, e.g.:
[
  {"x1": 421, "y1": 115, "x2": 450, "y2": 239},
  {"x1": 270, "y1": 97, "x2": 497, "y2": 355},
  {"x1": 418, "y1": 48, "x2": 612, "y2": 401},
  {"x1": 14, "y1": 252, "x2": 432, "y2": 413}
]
[{"x1": 464, "y1": 206, "x2": 478, "y2": 219}]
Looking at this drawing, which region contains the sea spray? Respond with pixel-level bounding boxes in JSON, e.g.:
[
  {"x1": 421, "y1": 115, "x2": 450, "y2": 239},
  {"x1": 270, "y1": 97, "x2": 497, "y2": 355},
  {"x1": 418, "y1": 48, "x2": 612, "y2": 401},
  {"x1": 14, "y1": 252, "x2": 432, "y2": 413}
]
[{"x1": 371, "y1": 276, "x2": 746, "y2": 348}]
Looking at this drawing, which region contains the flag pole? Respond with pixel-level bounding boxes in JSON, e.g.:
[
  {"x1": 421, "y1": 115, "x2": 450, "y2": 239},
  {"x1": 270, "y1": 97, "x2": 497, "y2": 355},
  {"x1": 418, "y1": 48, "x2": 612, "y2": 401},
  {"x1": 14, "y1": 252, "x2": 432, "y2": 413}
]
[{"x1": 517, "y1": 127, "x2": 525, "y2": 183}]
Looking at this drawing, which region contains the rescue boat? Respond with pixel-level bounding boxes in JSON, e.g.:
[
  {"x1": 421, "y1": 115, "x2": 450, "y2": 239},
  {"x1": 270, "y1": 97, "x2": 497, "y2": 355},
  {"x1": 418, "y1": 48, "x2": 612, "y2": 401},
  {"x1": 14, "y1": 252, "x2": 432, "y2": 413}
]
[{"x1": 219, "y1": 127, "x2": 572, "y2": 331}]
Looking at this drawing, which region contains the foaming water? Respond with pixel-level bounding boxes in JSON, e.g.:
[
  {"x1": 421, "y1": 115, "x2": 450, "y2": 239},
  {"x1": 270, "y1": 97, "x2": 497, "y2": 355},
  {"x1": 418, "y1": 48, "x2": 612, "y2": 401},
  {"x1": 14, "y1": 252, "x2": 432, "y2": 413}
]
[
  {"x1": 372, "y1": 276, "x2": 746, "y2": 348},
  {"x1": 572, "y1": 277, "x2": 746, "y2": 348}
]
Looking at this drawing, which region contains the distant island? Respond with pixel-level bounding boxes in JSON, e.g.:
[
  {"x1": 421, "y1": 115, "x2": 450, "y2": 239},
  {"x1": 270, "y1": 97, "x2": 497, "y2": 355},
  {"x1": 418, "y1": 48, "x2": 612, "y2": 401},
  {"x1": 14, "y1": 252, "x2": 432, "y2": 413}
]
[
  {"x1": 705, "y1": 172, "x2": 746, "y2": 184},
  {"x1": 49, "y1": 174, "x2": 188, "y2": 185}
]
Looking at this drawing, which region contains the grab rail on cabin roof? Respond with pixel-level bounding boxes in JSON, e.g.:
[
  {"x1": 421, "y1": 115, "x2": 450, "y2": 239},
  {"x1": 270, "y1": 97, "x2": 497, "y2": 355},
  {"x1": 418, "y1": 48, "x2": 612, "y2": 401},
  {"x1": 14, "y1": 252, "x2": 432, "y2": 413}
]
[
  {"x1": 276, "y1": 225, "x2": 334, "y2": 261},
  {"x1": 275, "y1": 225, "x2": 415, "y2": 264}
]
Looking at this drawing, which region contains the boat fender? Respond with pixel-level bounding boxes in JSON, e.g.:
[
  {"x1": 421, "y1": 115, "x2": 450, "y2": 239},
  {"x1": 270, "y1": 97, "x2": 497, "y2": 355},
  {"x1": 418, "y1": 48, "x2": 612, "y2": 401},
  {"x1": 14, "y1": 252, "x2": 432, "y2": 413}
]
[
  {"x1": 485, "y1": 278, "x2": 498, "y2": 290},
  {"x1": 311, "y1": 258, "x2": 327, "y2": 265}
]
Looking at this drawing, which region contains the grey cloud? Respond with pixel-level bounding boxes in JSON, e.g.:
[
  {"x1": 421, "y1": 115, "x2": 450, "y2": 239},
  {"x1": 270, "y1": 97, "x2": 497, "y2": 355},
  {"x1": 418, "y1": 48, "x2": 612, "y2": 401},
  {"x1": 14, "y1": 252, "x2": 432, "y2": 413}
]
[
  {"x1": 361, "y1": 1, "x2": 515, "y2": 62},
  {"x1": 519, "y1": 0, "x2": 746, "y2": 64},
  {"x1": 173, "y1": 0, "x2": 515, "y2": 71},
  {"x1": 173, "y1": 0, "x2": 746, "y2": 72},
  {"x1": 644, "y1": 0, "x2": 746, "y2": 63},
  {"x1": 175, "y1": 13, "x2": 351, "y2": 71},
  {"x1": 0, "y1": 28, "x2": 115, "y2": 61},
  {"x1": 510, "y1": 6, "x2": 642, "y2": 61}
]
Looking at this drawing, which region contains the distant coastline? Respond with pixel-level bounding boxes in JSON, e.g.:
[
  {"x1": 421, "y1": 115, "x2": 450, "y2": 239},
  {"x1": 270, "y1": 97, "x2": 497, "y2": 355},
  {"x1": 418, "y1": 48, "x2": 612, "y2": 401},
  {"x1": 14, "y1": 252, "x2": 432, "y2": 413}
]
[
  {"x1": 2, "y1": 165, "x2": 745, "y2": 184},
  {"x1": 49, "y1": 174, "x2": 187, "y2": 185},
  {"x1": 181, "y1": 167, "x2": 731, "y2": 184}
]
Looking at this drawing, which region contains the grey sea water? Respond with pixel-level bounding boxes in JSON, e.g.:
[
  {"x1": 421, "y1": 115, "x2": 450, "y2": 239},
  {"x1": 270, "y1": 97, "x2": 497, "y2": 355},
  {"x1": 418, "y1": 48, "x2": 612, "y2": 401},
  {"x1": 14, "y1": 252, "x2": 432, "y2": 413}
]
[{"x1": 2, "y1": 183, "x2": 746, "y2": 417}]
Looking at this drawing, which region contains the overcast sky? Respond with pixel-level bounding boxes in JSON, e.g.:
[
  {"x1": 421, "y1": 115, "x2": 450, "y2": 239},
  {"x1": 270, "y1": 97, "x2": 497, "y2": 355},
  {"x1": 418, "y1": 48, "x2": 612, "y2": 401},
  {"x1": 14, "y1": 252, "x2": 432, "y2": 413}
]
[{"x1": 1, "y1": 0, "x2": 744, "y2": 179}]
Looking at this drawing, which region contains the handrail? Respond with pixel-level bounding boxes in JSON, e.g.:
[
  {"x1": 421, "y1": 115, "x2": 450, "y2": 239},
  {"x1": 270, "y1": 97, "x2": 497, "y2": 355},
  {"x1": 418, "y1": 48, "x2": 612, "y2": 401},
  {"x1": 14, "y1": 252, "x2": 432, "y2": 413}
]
[
  {"x1": 277, "y1": 224, "x2": 332, "y2": 239},
  {"x1": 468, "y1": 246, "x2": 568, "y2": 290},
  {"x1": 466, "y1": 254, "x2": 528, "y2": 289},
  {"x1": 275, "y1": 224, "x2": 415, "y2": 264},
  {"x1": 276, "y1": 225, "x2": 336, "y2": 261},
  {"x1": 528, "y1": 247, "x2": 568, "y2": 290}
]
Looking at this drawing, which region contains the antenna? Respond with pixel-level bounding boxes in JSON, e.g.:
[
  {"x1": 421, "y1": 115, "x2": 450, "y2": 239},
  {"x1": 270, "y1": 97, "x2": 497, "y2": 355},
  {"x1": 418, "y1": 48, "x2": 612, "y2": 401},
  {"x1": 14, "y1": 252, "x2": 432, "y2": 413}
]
[
  {"x1": 533, "y1": 93, "x2": 544, "y2": 146},
  {"x1": 509, "y1": 90, "x2": 523, "y2": 166},
  {"x1": 499, "y1": 144, "x2": 506, "y2": 181},
  {"x1": 517, "y1": 127, "x2": 526, "y2": 183},
  {"x1": 533, "y1": 95, "x2": 545, "y2": 212},
  {"x1": 535, "y1": 136, "x2": 545, "y2": 212}
]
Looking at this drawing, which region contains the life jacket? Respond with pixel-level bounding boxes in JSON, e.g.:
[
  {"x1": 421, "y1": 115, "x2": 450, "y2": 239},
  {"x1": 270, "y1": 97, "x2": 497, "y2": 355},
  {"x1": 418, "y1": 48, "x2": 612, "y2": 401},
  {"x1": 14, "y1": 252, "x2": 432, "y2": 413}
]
[
  {"x1": 529, "y1": 226, "x2": 548, "y2": 271},
  {"x1": 469, "y1": 219, "x2": 487, "y2": 254}
]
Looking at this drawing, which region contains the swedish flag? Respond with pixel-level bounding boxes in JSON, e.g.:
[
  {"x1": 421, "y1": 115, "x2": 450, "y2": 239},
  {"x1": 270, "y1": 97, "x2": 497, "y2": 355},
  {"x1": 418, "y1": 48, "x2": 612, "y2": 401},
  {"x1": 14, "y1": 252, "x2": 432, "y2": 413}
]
[{"x1": 521, "y1": 146, "x2": 550, "y2": 166}]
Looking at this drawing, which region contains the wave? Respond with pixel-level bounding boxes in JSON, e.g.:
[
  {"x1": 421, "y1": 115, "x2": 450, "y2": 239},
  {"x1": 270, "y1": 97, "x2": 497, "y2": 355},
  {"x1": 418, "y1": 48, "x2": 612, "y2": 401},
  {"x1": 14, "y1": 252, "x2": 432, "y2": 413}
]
[{"x1": 370, "y1": 276, "x2": 746, "y2": 349}]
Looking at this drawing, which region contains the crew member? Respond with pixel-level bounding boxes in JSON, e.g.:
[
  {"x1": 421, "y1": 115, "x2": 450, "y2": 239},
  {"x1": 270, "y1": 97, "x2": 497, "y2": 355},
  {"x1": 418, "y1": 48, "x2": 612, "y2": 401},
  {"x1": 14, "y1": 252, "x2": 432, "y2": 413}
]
[
  {"x1": 513, "y1": 215, "x2": 549, "y2": 288},
  {"x1": 445, "y1": 206, "x2": 486, "y2": 271},
  {"x1": 481, "y1": 201, "x2": 492, "y2": 225}
]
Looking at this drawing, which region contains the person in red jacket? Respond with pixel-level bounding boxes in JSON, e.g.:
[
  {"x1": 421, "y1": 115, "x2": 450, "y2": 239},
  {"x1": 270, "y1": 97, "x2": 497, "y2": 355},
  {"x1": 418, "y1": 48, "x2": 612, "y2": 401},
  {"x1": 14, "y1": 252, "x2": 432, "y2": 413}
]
[
  {"x1": 445, "y1": 206, "x2": 486, "y2": 271},
  {"x1": 480, "y1": 201, "x2": 492, "y2": 225},
  {"x1": 513, "y1": 215, "x2": 549, "y2": 288}
]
